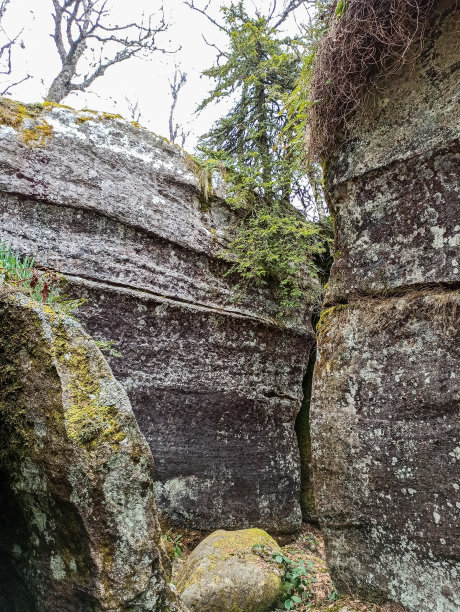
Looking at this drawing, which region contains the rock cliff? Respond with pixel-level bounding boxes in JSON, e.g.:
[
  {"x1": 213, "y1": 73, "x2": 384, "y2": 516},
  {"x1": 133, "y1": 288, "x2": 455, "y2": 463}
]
[
  {"x1": 0, "y1": 101, "x2": 314, "y2": 533},
  {"x1": 0, "y1": 290, "x2": 184, "y2": 611},
  {"x1": 311, "y1": 2, "x2": 460, "y2": 611}
]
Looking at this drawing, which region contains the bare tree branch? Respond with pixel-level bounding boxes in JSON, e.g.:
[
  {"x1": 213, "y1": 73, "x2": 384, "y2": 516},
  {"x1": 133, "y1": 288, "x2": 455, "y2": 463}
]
[
  {"x1": 125, "y1": 96, "x2": 142, "y2": 123},
  {"x1": 201, "y1": 34, "x2": 228, "y2": 63},
  {"x1": 272, "y1": 0, "x2": 306, "y2": 28},
  {"x1": 0, "y1": 72, "x2": 30, "y2": 96},
  {"x1": 0, "y1": 0, "x2": 31, "y2": 97},
  {"x1": 46, "y1": 0, "x2": 170, "y2": 103},
  {"x1": 184, "y1": 0, "x2": 227, "y2": 32}
]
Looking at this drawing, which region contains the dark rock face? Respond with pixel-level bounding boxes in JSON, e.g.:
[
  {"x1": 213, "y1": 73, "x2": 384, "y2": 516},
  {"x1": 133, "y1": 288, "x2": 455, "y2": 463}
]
[
  {"x1": 0, "y1": 291, "x2": 184, "y2": 611},
  {"x1": 311, "y1": 3, "x2": 460, "y2": 611},
  {"x1": 313, "y1": 294, "x2": 460, "y2": 610},
  {"x1": 0, "y1": 104, "x2": 313, "y2": 533},
  {"x1": 324, "y1": 0, "x2": 460, "y2": 304}
]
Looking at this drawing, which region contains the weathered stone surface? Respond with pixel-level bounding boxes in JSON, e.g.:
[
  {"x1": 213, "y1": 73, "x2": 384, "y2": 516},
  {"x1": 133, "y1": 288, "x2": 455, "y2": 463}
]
[
  {"x1": 0, "y1": 290, "x2": 184, "y2": 611},
  {"x1": 312, "y1": 293, "x2": 460, "y2": 611},
  {"x1": 0, "y1": 102, "x2": 313, "y2": 533},
  {"x1": 325, "y1": 0, "x2": 460, "y2": 303},
  {"x1": 176, "y1": 528, "x2": 282, "y2": 612},
  {"x1": 311, "y1": 3, "x2": 460, "y2": 611}
]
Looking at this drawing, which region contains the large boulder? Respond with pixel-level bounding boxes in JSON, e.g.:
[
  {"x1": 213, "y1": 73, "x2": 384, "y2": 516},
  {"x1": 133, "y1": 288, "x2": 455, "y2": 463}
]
[
  {"x1": 0, "y1": 99, "x2": 313, "y2": 533},
  {"x1": 176, "y1": 529, "x2": 282, "y2": 611},
  {"x1": 311, "y1": 2, "x2": 460, "y2": 611},
  {"x1": 0, "y1": 290, "x2": 184, "y2": 610}
]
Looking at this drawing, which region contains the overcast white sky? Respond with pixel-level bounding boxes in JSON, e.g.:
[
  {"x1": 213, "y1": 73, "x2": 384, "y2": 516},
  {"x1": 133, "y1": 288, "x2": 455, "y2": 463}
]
[{"x1": 1, "y1": 0, "x2": 312, "y2": 151}]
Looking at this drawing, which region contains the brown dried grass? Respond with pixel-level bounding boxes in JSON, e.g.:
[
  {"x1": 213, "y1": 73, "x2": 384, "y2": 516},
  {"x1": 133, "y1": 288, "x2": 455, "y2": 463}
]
[{"x1": 308, "y1": 0, "x2": 436, "y2": 161}]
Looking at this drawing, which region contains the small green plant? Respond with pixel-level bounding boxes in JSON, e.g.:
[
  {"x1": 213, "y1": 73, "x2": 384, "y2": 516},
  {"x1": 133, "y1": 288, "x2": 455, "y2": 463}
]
[
  {"x1": 163, "y1": 531, "x2": 184, "y2": 559},
  {"x1": 252, "y1": 545, "x2": 317, "y2": 610},
  {"x1": 0, "y1": 242, "x2": 58, "y2": 303},
  {"x1": 55, "y1": 297, "x2": 88, "y2": 316},
  {"x1": 327, "y1": 584, "x2": 340, "y2": 601},
  {"x1": 336, "y1": 1, "x2": 346, "y2": 17},
  {"x1": 187, "y1": 155, "x2": 227, "y2": 207},
  {"x1": 221, "y1": 208, "x2": 327, "y2": 314},
  {"x1": 0, "y1": 242, "x2": 84, "y2": 315}
]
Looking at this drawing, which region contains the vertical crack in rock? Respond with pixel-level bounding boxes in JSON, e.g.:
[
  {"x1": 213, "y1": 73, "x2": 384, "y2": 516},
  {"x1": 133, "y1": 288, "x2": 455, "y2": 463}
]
[{"x1": 295, "y1": 337, "x2": 318, "y2": 523}]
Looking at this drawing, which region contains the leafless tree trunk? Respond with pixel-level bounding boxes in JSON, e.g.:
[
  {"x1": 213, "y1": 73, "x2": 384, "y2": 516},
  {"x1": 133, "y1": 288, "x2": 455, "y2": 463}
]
[
  {"x1": 0, "y1": 0, "x2": 30, "y2": 96},
  {"x1": 46, "y1": 0, "x2": 169, "y2": 104},
  {"x1": 168, "y1": 66, "x2": 190, "y2": 146}
]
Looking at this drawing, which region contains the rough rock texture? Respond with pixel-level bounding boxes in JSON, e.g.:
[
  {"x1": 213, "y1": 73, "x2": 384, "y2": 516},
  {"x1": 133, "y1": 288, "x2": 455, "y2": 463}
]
[
  {"x1": 324, "y1": 0, "x2": 459, "y2": 303},
  {"x1": 0, "y1": 101, "x2": 313, "y2": 533},
  {"x1": 176, "y1": 529, "x2": 282, "y2": 612},
  {"x1": 0, "y1": 290, "x2": 184, "y2": 611},
  {"x1": 311, "y1": 2, "x2": 460, "y2": 611}
]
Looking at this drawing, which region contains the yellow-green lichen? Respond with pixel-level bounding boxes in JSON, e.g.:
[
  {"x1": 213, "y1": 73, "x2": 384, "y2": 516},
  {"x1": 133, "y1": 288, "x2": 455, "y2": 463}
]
[
  {"x1": 212, "y1": 528, "x2": 278, "y2": 555},
  {"x1": 53, "y1": 332, "x2": 126, "y2": 449},
  {"x1": 42, "y1": 101, "x2": 74, "y2": 111},
  {"x1": 0, "y1": 98, "x2": 53, "y2": 148},
  {"x1": 0, "y1": 98, "x2": 43, "y2": 128},
  {"x1": 20, "y1": 119, "x2": 54, "y2": 148},
  {"x1": 75, "y1": 110, "x2": 124, "y2": 126},
  {"x1": 101, "y1": 112, "x2": 123, "y2": 120},
  {"x1": 316, "y1": 303, "x2": 349, "y2": 337},
  {"x1": 75, "y1": 115, "x2": 95, "y2": 124},
  {"x1": 65, "y1": 402, "x2": 125, "y2": 446}
]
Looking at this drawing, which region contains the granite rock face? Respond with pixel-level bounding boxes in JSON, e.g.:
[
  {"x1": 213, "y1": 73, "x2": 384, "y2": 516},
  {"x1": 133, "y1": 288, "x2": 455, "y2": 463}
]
[
  {"x1": 0, "y1": 101, "x2": 313, "y2": 533},
  {"x1": 0, "y1": 291, "x2": 184, "y2": 611},
  {"x1": 311, "y1": 2, "x2": 460, "y2": 611}
]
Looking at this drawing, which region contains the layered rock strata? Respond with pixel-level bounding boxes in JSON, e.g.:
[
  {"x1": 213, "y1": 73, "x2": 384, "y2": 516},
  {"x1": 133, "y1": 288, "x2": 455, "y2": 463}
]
[
  {"x1": 0, "y1": 291, "x2": 183, "y2": 611},
  {"x1": 0, "y1": 101, "x2": 313, "y2": 533},
  {"x1": 311, "y1": 2, "x2": 460, "y2": 611}
]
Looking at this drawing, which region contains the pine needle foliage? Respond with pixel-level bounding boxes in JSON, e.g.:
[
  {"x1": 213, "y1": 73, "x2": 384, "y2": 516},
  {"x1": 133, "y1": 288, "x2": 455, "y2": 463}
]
[
  {"x1": 197, "y1": 2, "x2": 306, "y2": 206},
  {"x1": 194, "y1": 1, "x2": 332, "y2": 313},
  {"x1": 223, "y1": 207, "x2": 328, "y2": 312}
]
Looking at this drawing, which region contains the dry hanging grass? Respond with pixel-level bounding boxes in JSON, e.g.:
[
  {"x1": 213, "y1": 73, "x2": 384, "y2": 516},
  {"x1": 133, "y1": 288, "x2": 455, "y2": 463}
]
[{"x1": 308, "y1": 0, "x2": 436, "y2": 161}]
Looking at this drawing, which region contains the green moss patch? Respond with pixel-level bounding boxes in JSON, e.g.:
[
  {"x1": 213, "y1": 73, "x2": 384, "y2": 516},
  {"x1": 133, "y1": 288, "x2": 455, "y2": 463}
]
[
  {"x1": 55, "y1": 340, "x2": 126, "y2": 449},
  {"x1": 65, "y1": 402, "x2": 124, "y2": 446}
]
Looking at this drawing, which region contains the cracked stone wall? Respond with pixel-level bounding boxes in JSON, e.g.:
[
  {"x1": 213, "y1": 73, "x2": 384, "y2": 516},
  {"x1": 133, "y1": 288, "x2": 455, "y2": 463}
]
[
  {"x1": 311, "y1": 2, "x2": 460, "y2": 611},
  {"x1": 0, "y1": 102, "x2": 314, "y2": 533}
]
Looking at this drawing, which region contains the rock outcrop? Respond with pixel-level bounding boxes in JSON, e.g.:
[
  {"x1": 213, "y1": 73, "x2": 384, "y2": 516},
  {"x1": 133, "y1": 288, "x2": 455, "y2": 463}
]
[
  {"x1": 311, "y1": 2, "x2": 460, "y2": 611},
  {"x1": 0, "y1": 290, "x2": 184, "y2": 611},
  {"x1": 176, "y1": 528, "x2": 282, "y2": 611},
  {"x1": 0, "y1": 100, "x2": 314, "y2": 533}
]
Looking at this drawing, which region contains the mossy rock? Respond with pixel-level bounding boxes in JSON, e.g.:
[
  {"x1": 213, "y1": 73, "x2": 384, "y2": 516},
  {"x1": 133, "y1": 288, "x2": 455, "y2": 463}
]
[
  {"x1": 0, "y1": 290, "x2": 184, "y2": 611},
  {"x1": 176, "y1": 528, "x2": 283, "y2": 612}
]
